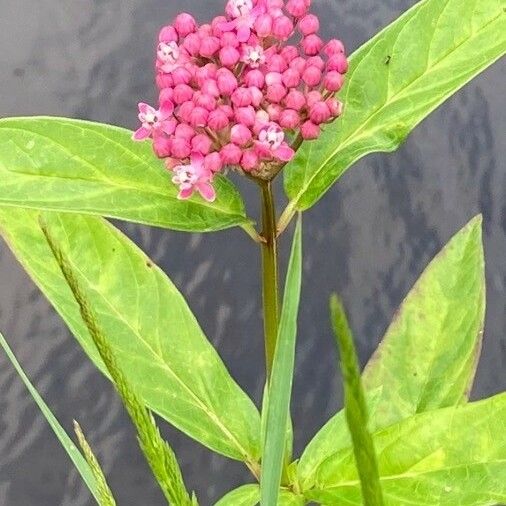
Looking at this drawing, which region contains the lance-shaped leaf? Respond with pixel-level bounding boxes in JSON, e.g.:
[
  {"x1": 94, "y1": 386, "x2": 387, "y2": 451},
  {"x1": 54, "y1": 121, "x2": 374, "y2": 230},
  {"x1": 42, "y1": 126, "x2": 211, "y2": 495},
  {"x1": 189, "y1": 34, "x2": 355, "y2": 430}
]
[
  {"x1": 0, "y1": 331, "x2": 100, "y2": 503},
  {"x1": 41, "y1": 224, "x2": 193, "y2": 504},
  {"x1": 0, "y1": 209, "x2": 261, "y2": 464},
  {"x1": 363, "y1": 215, "x2": 485, "y2": 428},
  {"x1": 261, "y1": 217, "x2": 302, "y2": 506},
  {"x1": 306, "y1": 393, "x2": 506, "y2": 505},
  {"x1": 0, "y1": 117, "x2": 251, "y2": 233},
  {"x1": 216, "y1": 485, "x2": 304, "y2": 506},
  {"x1": 329, "y1": 296, "x2": 384, "y2": 506},
  {"x1": 73, "y1": 422, "x2": 117, "y2": 506},
  {"x1": 282, "y1": 0, "x2": 506, "y2": 221}
]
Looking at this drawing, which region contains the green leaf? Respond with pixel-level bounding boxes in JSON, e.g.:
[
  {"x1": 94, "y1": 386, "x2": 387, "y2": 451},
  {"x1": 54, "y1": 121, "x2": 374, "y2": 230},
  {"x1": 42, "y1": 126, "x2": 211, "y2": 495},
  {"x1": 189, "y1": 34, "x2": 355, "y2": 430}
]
[
  {"x1": 329, "y1": 296, "x2": 384, "y2": 506},
  {"x1": 216, "y1": 485, "x2": 304, "y2": 506},
  {"x1": 363, "y1": 215, "x2": 485, "y2": 428},
  {"x1": 41, "y1": 221, "x2": 193, "y2": 505},
  {"x1": 297, "y1": 389, "x2": 383, "y2": 490},
  {"x1": 0, "y1": 209, "x2": 261, "y2": 464},
  {"x1": 0, "y1": 117, "x2": 250, "y2": 233},
  {"x1": 73, "y1": 422, "x2": 117, "y2": 506},
  {"x1": 261, "y1": 217, "x2": 303, "y2": 506},
  {"x1": 282, "y1": 0, "x2": 506, "y2": 218},
  {"x1": 0, "y1": 331, "x2": 100, "y2": 503},
  {"x1": 306, "y1": 393, "x2": 506, "y2": 505},
  {"x1": 215, "y1": 485, "x2": 260, "y2": 506}
]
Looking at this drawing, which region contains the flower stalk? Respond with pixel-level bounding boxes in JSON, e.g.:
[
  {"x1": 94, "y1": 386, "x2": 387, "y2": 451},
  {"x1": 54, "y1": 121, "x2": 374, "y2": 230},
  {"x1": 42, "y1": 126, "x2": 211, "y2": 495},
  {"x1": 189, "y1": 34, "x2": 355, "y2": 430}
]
[{"x1": 260, "y1": 179, "x2": 280, "y2": 379}]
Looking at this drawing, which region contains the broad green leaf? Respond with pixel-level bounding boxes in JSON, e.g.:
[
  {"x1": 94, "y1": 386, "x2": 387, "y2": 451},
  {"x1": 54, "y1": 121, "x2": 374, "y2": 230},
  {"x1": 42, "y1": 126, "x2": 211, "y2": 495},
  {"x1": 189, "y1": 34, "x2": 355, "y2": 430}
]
[
  {"x1": 306, "y1": 393, "x2": 506, "y2": 505},
  {"x1": 329, "y1": 296, "x2": 384, "y2": 506},
  {"x1": 42, "y1": 222, "x2": 193, "y2": 505},
  {"x1": 363, "y1": 215, "x2": 485, "y2": 428},
  {"x1": 216, "y1": 485, "x2": 304, "y2": 506},
  {"x1": 282, "y1": 0, "x2": 506, "y2": 218},
  {"x1": 73, "y1": 422, "x2": 117, "y2": 506},
  {"x1": 0, "y1": 331, "x2": 100, "y2": 503},
  {"x1": 0, "y1": 209, "x2": 261, "y2": 463},
  {"x1": 297, "y1": 389, "x2": 382, "y2": 490},
  {"x1": 261, "y1": 217, "x2": 303, "y2": 506},
  {"x1": 0, "y1": 117, "x2": 250, "y2": 233}
]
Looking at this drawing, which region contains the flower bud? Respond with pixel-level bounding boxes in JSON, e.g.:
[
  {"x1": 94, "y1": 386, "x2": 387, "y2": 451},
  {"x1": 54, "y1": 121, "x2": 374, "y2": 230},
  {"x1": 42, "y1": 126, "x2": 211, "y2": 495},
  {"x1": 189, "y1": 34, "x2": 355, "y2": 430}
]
[
  {"x1": 159, "y1": 25, "x2": 178, "y2": 43},
  {"x1": 232, "y1": 87, "x2": 253, "y2": 107},
  {"x1": 175, "y1": 123, "x2": 196, "y2": 141},
  {"x1": 267, "y1": 83, "x2": 288, "y2": 103},
  {"x1": 272, "y1": 16, "x2": 294, "y2": 41},
  {"x1": 208, "y1": 109, "x2": 230, "y2": 130},
  {"x1": 284, "y1": 89, "x2": 306, "y2": 111},
  {"x1": 302, "y1": 34, "x2": 324, "y2": 56},
  {"x1": 324, "y1": 39, "x2": 345, "y2": 56},
  {"x1": 268, "y1": 54, "x2": 288, "y2": 73},
  {"x1": 324, "y1": 71, "x2": 344, "y2": 92},
  {"x1": 231, "y1": 124, "x2": 252, "y2": 146},
  {"x1": 286, "y1": 0, "x2": 308, "y2": 17},
  {"x1": 153, "y1": 136, "x2": 172, "y2": 157},
  {"x1": 306, "y1": 90, "x2": 322, "y2": 107},
  {"x1": 244, "y1": 69, "x2": 265, "y2": 88},
  {"x1": 235, "y1": 106, "x2": 256, "y2": 127},
  {"x1": 301, "y1": 120, "x2": 320, "y2": 140},
  {"x1": 189, "y1": 107, "x2": 209, "y2": 127},
  {"x1": 249, "y1": 86, "x2": 264, "y2": 107},
  {"x1": 212, "y1": 16, "x2": 228, "y2": 37},
  {"x1": 220, "y1": 143, "x2": 242, "y2": 165},
  {"x1": 172, "y1": 67, "x2": 192, "y2": 85},
  {"x1": 279, "y1": 109, "x2": 301, "y2": 129},
  {"x1": 220, "y1": 32, "x2": 240, "y2": 48},
  {"x1": 290, "y1": 56, "x2": 307, "y2": 74},
  {"x1": 255, "y1": 14, "x2": 273, "y2": 37},
  {"x1": 194, "y1": 92, "x2": 217, "y2": 111},
  {"x1": 265, "y1": 72, "x2": 283, "y2": 86},
  {"x1": 183, "y1": 33, "x2": 201, "y2": 56},
  {"x1": 307, "y1": 56, "x2": 325, "y2": 70},
  {"x1": 174, "y1": 13, "x2": 197, "y2": 37},
  {"x1": 171, "y1": 137, "x2": 192, "y2": 158},
  {"x1": 302, "y1": 65, "x2": 322, "y2": 86},
  {"x1": 200, "y1": 36, "x2": 221, "y2": 57},
  {"x1": 326, "y1": 97, "x2": 343, "y2": 117},
  {"x1": 156, "y1": 73, "x2": 174, "y2": 89},
  {"x1": 310, "y1": 101, "x2": 331, "y2": 124},
  {"x1": 159, "y1": 87, "x2": 174, "y2": 105},
  {"x1": 219, "y1": 45, "x2": 241, "y2": 67},
  {"x1": 173, "y1": 84, "x2": 194, "y2": 104},
  {"x1": 241, "y1": 150, "x2": 259, "y2": 171},
  {"x1": 281, "y1": 45, "x2": 299, "y2": 64},
  {"x1": 327, "y1": 53, "x2": 348, "y2": 73},
  {"x1": 178, "y1": 101, "x2": 195, "y2": 122},
  {"x1": 299, "y1": 14, "x2": 319, "y2": 35},
  {"x1": 201, "y1": 79, "x2": 220, "y2": 97},
  {"x1": 204, "y1": 152, "x2": 223, "y2": 172},
  {"x1": 267, "y1": 104, "x2": 282, "y2": 121},
  {"x1": 282, "y1": 68, "x2": 301, "y2": 88},
  {"x1": 219, "y1": 104, "x2": 235, "y2": 118},
  {"x1": 217, "y1": 69, "x2": 238, "y2": 96},
  {"x1": 192, "y1": 134, "x2": 213, "y2": 155}
]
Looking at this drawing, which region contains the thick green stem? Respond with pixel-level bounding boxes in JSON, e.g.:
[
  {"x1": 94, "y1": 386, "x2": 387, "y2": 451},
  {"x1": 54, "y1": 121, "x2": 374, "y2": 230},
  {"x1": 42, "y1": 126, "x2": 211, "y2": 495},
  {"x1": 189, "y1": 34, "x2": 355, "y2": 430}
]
[{"x1": 260, "y1": 180, "x2": 280, "y2": 379}]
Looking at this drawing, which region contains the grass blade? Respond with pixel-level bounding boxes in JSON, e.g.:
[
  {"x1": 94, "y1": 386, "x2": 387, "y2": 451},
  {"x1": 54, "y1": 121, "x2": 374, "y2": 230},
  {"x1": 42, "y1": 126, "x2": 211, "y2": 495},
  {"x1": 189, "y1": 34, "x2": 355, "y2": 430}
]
[
  {"x1": 329, "y1": 295, "x2": 384, "y2": 506},
  {"x1": 73, "y1": 421, "x2": 117, "y2": 506},
  {"x1": 40, "y1": 217, "x2": 194, "y2": 506},
  {"x1": 261, "y1": 216, "x2": 302, "y2": 506},
  {"x1": 0, "y1": 331, "x2": 100, "y2": 503}
]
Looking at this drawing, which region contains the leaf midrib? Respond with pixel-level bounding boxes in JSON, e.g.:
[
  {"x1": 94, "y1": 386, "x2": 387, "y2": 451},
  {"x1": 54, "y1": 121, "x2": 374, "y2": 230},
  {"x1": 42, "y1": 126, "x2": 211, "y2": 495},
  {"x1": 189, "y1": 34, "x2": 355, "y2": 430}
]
[{"x1": 290, "y1": 3, "x2": 503, "y2": 204}]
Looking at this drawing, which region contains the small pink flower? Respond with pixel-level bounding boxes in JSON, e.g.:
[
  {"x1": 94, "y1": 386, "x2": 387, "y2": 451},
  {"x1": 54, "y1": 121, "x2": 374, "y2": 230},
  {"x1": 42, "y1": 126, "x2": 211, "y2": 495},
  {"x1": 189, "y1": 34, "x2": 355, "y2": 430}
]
[
  {"x1": 222, "y1": 0, "x2": 264, "y2": 42},
  {"x1": 133, "y1": 102, "x2": 175, "y2": 141},
  {"x1": 159, "y1": 25, "x2": 178, "y2": 43},
  {"x1": 226, "y1": 0, "x2": 254, "y2": 18},
  {"x1": 172, "y1": 152, "x2": 216, "y2": 202},
  {"x1": 157, "y1": 41, "x2": 181, "y2": 72},
  {"x1": 174, "y1": 13, "x2": 197, "y2": 37},
  {"x1": 257, "y1": 122, "x2": 295, "y2": 161},
  {"x1": 242, "y1": 45, "x2": 266, "y2": 68}
]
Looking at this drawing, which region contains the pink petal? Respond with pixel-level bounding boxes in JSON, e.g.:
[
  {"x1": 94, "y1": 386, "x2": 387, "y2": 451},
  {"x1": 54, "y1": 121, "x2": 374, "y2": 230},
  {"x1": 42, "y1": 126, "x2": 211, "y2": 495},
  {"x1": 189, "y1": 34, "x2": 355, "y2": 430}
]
[
  {"x1": 275, "y1": 144, "x2": 295, "y2": 161},
  {"x1": 178, "y1": 187, "x2": 194, "y2": 200},
  {"x1": 219, "y1": 20, "x2": 237, "y2": 32},
  {"x1": 237, "y1": 25, "x2": 251, "y2": 43},
  {"x1": 162, "y1": 119, "x2": 177, "y2": 136},
  {"x1": 197, "y1": 182, "x2": 216, "y2": 202},
  {"x1": 159, "y1": 100, "x2": 175, "y2": 119},
  {"x1": 132, "y1": 127, "x2": 151, "y2": 141},
  {"x1": 190, "y1": 151, "x2": 205, "y2": 170},
  {"x1": 138, "y1": 102, "x2": 150, "y2": 114}
]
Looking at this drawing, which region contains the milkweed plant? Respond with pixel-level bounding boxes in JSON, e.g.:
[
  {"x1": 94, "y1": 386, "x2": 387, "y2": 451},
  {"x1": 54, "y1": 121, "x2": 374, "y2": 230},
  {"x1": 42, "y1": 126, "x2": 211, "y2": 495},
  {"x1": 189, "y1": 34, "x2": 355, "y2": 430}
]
[{"x1": 0, "y1": 0, "x2": 505, "y2": 504}]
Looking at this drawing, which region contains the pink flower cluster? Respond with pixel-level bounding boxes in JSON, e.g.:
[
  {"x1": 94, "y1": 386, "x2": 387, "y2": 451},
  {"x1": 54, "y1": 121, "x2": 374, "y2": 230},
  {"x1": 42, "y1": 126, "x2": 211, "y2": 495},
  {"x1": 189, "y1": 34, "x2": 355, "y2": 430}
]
[{"x1": 134, "y1": 0, "x2": 347, "y2": 202}]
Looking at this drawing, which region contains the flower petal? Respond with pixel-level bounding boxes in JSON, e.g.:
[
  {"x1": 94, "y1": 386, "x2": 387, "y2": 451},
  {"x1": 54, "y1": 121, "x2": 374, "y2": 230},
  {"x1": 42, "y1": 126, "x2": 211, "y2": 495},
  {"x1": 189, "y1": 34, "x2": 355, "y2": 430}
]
[
  {"x1": 197, "y1": 182, "x2": 216, "y2": 202},
  {"x1": 132, "y1": 127, "x2": 151, "y2": 141},
  {"x1": 275, "y1": 144, "x2": 295, "y2": 162},
  {"x1": 178, "y1": 187, "x2": 194, "y2": 200}
]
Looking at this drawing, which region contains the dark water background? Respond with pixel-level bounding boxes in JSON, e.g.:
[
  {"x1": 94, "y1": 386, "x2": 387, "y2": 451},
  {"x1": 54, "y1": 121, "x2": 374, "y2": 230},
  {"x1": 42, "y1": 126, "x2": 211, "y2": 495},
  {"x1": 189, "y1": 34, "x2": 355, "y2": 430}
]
[{"x1": 0, "y1": 0, "x2": 505, "y2": 504}]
